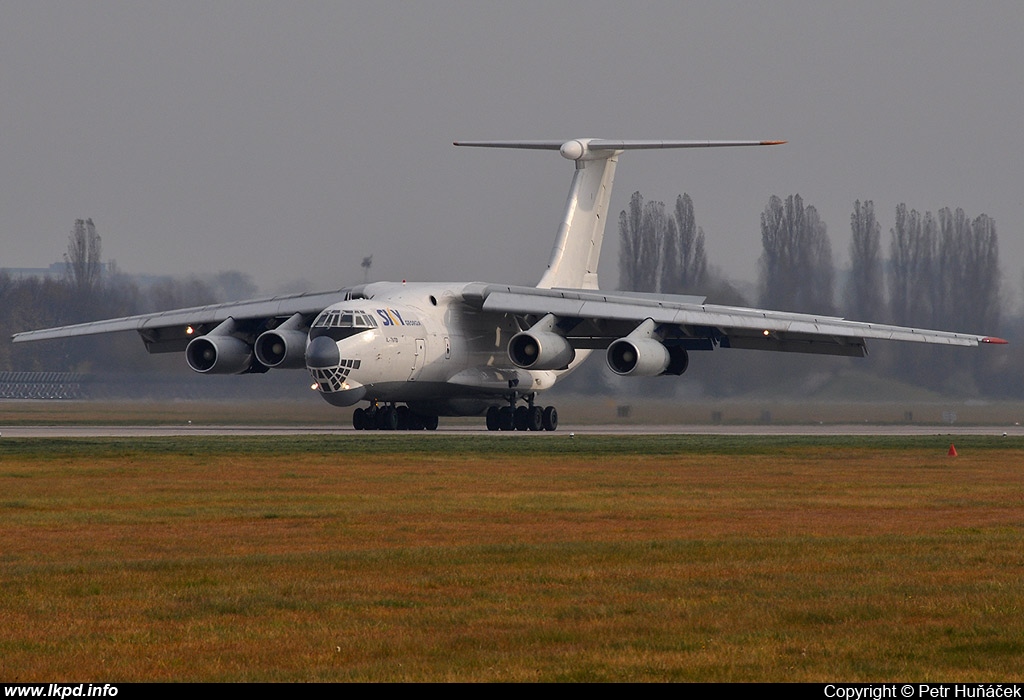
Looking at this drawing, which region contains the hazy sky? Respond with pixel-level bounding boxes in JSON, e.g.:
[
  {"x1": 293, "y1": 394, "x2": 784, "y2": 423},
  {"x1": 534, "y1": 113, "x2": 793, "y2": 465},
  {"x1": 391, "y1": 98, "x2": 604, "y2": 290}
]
[{"x1": 3, "y1": 2, "x2": 1022, "y2": 298}]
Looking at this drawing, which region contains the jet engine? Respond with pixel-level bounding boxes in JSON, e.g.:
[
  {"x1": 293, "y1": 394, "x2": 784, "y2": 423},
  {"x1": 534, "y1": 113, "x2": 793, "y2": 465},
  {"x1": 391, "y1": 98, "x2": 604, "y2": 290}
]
[
  {"x1": 606, "y1": 338, "x2": 689, "y2": 377},
  {"x1": 508, "y1": 330, "x2": 576, "y2": 370},
  {"x1": 185, "y1": 334, "x2": 254, "y2": 374},
  {"x1": 606, "y1": 317, "x2": 689, "y2": 377},
  {"x1": 185, "y1": 318, "x2": 254, "y2": 374},
  {"x1": 606, "y1": 338, "x2": 669, "y2": 376},
  {"x1": 254, "y1": 329, "x2": 308, "y2": 369}
]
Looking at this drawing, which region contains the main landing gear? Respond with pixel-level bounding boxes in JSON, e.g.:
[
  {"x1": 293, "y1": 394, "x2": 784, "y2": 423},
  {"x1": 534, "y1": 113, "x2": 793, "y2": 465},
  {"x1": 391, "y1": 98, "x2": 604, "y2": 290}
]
[
  {"x1": 352, "y1": 404, "x2": 439, "y2": 431},
  {"x1": 485, "y1": 393, "x2": 558, "y2": 432}
]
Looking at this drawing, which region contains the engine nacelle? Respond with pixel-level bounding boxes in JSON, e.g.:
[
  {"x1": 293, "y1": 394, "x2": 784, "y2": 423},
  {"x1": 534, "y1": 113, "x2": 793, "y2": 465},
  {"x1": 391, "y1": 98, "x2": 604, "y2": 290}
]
[
  {"x1": 254, "y1": 329, "x2": 308, "y2": 369},
  {"x1": 508, "y1": 330, "x2": 576, "y2": 370},
  {"x1": 664, "y1": 345, "x2": 689, "y2": 376},
  {"x1": 606, "y1": 338, "x2": 671, "y2": 376},
  {"x1": 186, "y1": 334, "x2": 254, "y2": 374}
]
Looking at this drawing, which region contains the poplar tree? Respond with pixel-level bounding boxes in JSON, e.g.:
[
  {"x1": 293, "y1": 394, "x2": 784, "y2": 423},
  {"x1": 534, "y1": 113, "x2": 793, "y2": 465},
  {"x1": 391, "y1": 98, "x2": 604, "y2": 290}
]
[{"x1": 848, "y1": 200, "x2": 884, "y2": 320}]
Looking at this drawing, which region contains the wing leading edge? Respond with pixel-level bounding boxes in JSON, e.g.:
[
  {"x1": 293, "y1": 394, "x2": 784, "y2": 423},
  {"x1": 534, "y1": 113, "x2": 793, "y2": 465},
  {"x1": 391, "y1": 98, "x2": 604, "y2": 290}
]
[
  {"x1": 463, "y1": 283, "x2": 1007, "y2": 357},
  {"x1": 11, "y1": 289, "x2": 352, "y2": 353}
]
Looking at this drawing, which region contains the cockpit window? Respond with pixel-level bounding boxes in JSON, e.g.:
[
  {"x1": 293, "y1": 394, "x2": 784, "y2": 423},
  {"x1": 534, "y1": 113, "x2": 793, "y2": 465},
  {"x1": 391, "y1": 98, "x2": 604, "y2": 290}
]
[
  {"x1": 310, "y1": 309, "x2": 377, "y2": 341},
  {"x1": 312, "y1": 309, "x2": 377, "y2": 329}
]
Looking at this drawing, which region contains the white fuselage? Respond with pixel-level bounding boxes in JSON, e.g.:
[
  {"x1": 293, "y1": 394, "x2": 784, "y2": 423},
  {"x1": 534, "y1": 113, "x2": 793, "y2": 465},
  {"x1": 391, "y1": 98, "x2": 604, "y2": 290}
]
[{"x1": 306, "y1": 282, "x2": 578, "y2": 415}]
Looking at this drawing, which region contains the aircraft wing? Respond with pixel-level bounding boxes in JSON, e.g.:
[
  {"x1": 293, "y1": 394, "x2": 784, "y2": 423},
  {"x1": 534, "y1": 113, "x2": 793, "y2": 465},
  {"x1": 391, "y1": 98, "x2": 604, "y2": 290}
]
[
  {"x1": 464, "y1": 283, "x2": 1006, "y2": 357},
  {"x1": 11, "y1": 289, "x2": 351, "y2": 353}
]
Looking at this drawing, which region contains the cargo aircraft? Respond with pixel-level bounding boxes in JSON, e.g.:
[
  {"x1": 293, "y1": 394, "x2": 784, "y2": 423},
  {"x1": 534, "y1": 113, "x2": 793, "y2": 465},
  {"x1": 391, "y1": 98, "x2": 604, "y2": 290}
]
[{"x1": 13, "y1": 139, "x2": 1007, "y2": 430}]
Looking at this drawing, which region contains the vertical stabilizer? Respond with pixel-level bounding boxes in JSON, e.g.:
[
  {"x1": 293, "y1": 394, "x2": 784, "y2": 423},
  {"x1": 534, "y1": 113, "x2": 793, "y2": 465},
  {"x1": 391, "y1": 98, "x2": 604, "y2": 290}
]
[
  {"x1": 537, "y1": 142, "x2": 618, "y2": 289},
  {"x1": 453, "y1": 138, "x2": 785, "y2": 291}
]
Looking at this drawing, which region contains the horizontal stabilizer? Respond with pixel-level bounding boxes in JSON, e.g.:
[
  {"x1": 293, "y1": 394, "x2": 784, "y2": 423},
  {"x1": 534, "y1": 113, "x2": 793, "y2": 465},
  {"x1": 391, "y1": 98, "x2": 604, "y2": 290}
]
[
  {"x1": 454, "y1": 139, "x2": 785, "y2": 161},
  {"x1": 454, "y1": 138, "x2": 783, "y2": 290}
]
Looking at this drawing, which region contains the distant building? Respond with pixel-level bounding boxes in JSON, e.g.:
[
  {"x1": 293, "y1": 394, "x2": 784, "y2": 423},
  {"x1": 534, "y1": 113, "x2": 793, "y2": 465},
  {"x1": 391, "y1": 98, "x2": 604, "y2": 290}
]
[{"x1": 2, "y1": 261, "x2": 118, "y2": 281}]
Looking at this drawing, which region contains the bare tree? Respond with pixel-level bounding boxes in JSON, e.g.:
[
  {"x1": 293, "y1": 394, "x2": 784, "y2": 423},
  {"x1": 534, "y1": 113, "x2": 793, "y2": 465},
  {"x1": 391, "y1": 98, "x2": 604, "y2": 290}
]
[
  {"x1": 932, "y1": 207, "x2": 1000, "y2": 335},
  {"x1": 758, "y1": 195, "x2": 788, "y2": 307},
  {"x1": 887, "y1": 204, "x2": 1001, "y2": 391},
  {"x1": 660, "y1": 214, "x2": 680, "y2": 294},
  {"x1": 621, "y1": 191, "x2": 709, "y2": 294},
  {"x1": 966, "y1": 212, "x2": 1001, "y2": 334},
  {"x1": 64, "y1": 218, "x2": 103, "y2": 294},
  {"x1": 848, "y1": 200, "x2": 884, "y2": 320},
  {"x1": 670, "y1": 194, "x2": 708, "y2": 294},
  {"x1": 618, "y1": 192, "x2": 665, "y2": 292},
  {"x1": 636, "y1": 198, "x2": 667, "y2": 292},
  {"x1": 758, "y1": 194, "x2": 834, "y2": 314},
  {"x1": 618, "y1": 191, "x2": 644, "y2": 291},
  {"x1": 804, "y1": 205, "x2": 834, "y2": 315},
  {"x1": 936, "y1": 207, "x2": 972, "y2": 331},
  {"x1": 888, "y1": 204, "x2": 936, "y2": 327}
]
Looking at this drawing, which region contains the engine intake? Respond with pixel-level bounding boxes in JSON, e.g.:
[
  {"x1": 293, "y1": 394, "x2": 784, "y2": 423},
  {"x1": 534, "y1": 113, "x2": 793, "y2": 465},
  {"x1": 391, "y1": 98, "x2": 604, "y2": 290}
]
[
  {"x1": 508, "y1": 330, "x2": 575, "y2": 370},
  {"x1": 186, "y1": 334, "x2": 254, "y2": 374},
  {"x1": 255, "y1": 329, "x2": 308, "y2": 369},
  {"x1": 607, "y1": 338, "x2": 671, "y2": 376}
]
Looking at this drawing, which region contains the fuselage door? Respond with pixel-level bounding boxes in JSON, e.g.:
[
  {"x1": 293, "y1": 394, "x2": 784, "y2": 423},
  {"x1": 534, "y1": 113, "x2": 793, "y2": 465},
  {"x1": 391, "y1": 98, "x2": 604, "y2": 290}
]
[{"x1": 410, "y1": 338, "x2": 426, "y2": 380}]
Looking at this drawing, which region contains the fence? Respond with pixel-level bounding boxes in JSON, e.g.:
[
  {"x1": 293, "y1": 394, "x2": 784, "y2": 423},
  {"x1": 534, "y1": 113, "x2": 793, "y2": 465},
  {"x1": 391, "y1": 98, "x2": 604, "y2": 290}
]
[{"x1": 0, "y1": 371, "x2": 89, "y2": 399}]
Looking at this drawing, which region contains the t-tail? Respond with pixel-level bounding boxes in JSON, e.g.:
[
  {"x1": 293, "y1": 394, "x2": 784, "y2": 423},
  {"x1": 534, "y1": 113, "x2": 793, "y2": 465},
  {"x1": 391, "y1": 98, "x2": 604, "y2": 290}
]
[{"x1": 454, "y1": 139, "x2": 785, "y2": 290}]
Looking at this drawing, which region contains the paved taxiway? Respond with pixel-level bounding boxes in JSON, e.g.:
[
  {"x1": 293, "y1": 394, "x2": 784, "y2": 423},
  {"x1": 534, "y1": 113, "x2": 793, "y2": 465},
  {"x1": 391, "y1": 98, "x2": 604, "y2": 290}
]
[{"x1": 2, "y1": 423, "x2": 1023, "y2": 437}]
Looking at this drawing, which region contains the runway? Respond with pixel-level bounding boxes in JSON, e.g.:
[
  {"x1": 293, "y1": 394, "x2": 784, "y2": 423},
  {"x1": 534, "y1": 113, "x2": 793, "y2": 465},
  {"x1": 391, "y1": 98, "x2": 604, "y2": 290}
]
[{"x1": 2, "y1": 423, "x2": 1022, "y2": 437}]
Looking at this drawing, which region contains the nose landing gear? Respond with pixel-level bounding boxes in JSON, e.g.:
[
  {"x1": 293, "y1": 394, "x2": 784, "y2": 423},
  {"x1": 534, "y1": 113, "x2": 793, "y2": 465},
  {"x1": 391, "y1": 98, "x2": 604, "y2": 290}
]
[{"x1": 352, "y1": 403, "x2": 439, "y2": 431}]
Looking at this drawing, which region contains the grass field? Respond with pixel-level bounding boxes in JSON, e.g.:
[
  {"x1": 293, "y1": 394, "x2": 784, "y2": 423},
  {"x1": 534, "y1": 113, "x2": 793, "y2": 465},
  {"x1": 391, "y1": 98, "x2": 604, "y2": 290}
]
[{"x1": 1, "y1": 435, "x2": 1022, "y2": 682}]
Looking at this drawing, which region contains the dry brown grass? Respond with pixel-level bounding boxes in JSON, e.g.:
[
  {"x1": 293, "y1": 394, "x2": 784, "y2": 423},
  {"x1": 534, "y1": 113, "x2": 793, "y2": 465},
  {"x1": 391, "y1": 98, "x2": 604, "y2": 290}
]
[{"x1": 1, "y1": 436, "x2": 1022, "y2": 681}]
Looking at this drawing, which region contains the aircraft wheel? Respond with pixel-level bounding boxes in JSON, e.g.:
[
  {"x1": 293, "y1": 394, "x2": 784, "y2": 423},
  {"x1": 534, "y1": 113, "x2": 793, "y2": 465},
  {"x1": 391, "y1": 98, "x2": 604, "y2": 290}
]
[
  {"x1": 527, "y1": 405, "x2": 544, "y2": 431},
  {"x1": 352, "y1": 407, "x2": 366, "y2": 430},
  {"x1": 498, "y1": 406, "x2": 515, "y2": 431},
  {"x1": 378, "y1": 406, "x2": 399, "y2": 430},
  {"x1": 486, "y1": 405, "x2": 500, "y2": 431},
  {"x1": 422, "y1": 414, "x2": 439, "y2": 431},
  {"x1": 396, "y1": 405, "x2": 412, "y2": 430},
  {"x1": 514, "y1": 405, "x2": 530, "y2": 431},
  {"x1": 542, "y1": 406, "x2": 558, "y2": 431},
  {"x1": 363, "y1": 407, "x2": 379, "y2": 430}
]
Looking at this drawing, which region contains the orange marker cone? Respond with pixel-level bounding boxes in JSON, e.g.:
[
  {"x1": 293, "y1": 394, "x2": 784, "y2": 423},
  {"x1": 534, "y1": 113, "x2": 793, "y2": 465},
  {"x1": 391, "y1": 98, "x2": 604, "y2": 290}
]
[{"x1": 948, "y1": 444, "x2": 958, "y2": 457}]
